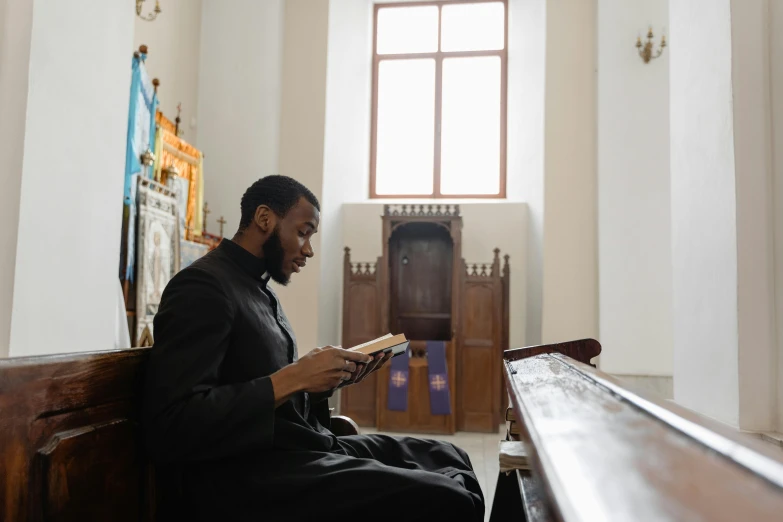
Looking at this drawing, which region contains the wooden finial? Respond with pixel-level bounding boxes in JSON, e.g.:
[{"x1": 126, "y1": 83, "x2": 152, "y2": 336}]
[
  {"x1": 202, "y1": 202, "x2": 211, "y2": 233},
  {"x1": 217, "y1": 216, "x2": 226, "y2": 237},
  {"x1": 175, "y1": 102, "x2": 182, "y2": 136},
  {"x1": 152, "y1": 78, "x2": 160, "y2": 94}
]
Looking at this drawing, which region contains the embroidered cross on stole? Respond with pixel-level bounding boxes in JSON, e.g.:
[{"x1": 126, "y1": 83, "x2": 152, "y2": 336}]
[
  {"x1": 426, "y1": 340, "x2": 452, "y2": 415},
  {"x1": 387, "y1": 347, "x2": 410, "y2": 411}
]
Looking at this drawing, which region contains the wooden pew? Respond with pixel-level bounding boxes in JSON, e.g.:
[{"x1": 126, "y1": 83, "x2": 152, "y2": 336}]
[
  {"x1": 490, "y1": 339, "x2": 783, "y2": 521},
  {"x1": 0, "y1": 348, "x2": 359, "y2": 521}
]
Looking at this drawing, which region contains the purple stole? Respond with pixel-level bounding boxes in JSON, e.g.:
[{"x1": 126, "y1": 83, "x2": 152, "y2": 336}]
[
  {"x1": 426, "y1": 340, "x2": 452, "y2": 415},
  {"x1": 387, "y1": 347, "x2": 410, "y2": 411}
]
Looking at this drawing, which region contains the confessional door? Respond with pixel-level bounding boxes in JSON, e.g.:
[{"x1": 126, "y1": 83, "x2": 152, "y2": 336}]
[{"x1": 389, "y1": 223, "x2": 453, "y2": 341}]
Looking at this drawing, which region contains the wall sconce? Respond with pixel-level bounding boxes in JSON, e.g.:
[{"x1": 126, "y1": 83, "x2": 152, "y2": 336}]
[
  {"x1": 136, "y1": 0, "x2": 161, "y2": 22},
  {"x1": 636, "y1": 28, "x2": 666, "y2": 64}
]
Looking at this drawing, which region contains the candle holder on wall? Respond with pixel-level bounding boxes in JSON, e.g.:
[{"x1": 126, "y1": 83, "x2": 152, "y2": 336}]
[{"x1": 636, "y1": 28, "x2": 666, "y2": 64}]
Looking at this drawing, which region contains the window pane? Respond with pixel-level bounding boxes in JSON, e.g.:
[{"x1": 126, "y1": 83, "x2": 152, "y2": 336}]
[
  {"x1": 375, "y1": 59, "x2": 435, "y2": 195},
  {"x1": 377, "y1": 6, "x2": 438, "y2": 55},
  {"x1": 440, "y1": 57, "x2": 501, "y2": 195},
  {"x1": 441, "y1": 2, "x2": 505, "y2": 52}
]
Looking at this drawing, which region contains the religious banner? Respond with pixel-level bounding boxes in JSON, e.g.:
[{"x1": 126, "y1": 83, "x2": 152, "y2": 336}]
[
  {"x1": 180, "y1": 240, "x2": 209, "y2": 269},
  {"x1": 121, "y1": 51, "x2": 158, "y2": 284},
  {"x1": 155, "y1": 111, "x2": 204, "y2": 238},
  {"x1": 426, "y1": 341, "x2": 452, "y2": 415},
  {"x1": 387, "y1": 347, "x2": 410, "y2": 411},
  {"x1": 135, "y1": 178, "x2": 180, "y2": 344}
]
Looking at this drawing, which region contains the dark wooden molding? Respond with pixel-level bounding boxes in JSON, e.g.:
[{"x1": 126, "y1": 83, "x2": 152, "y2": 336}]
[
  {"x1": 504, "y1": 338, "x2": 601, "y2": 366},
  {"x1": 329, "y1": 415, "x2": 360, "y2": 437}
]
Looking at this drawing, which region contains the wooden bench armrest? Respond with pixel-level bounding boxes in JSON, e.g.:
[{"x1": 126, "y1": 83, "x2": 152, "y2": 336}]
[
  {"x1": 504, "y1": 338, "x2": 601, "y2": 366},
  {"x1": 330, "y1": 415, "x2": 360, "y2": 436}
]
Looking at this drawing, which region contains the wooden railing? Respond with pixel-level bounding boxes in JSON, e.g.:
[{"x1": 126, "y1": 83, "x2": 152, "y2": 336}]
[{"x1": 490, "y1": 339, "x2": 783, "y2": 521}]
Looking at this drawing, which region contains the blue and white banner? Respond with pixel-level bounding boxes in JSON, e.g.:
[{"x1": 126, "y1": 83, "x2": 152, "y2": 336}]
[{"x1": 123, "y1": 52, "x2": 158, "y2": 281}]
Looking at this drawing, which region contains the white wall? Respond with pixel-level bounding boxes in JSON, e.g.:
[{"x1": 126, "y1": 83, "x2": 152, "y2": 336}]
[
  {"x1": 597, "y1": 0, "x2": 672, "y2": 376},
  {"x1": 134, "y1": 0, "x2": 203, "y2": 144},
  {"x1": 342, "y1": 203, "x2": 527, "y2": 349},
  {"x1": 0, "y1": 0, "x2": 33, "y2": 357},
  {"x1": 508, "y1": 0, "x2": 545, "y2": 345},
  {"x1": 9, "y1": 0, "x2": 135, "y2": 356},
  {"x1": 541, "y1": 0, "x2": 599, "y2": 344},
  {"x1": 318, "y1": 0, "x2": 374, "y2": 347},
  {"x1": 276, "y1": 0, "x2": 330, "y2": 354},
  {"x1": 196, "y1": 0, "x2": 283, "y2": 237},
  {"x1": 772, "y1": 0, "x2": 783, "y2": 433}
]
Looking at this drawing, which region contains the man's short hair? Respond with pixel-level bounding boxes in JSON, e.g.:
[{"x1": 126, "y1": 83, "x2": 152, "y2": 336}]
[{"x1": 239, "y1": 175, "x2": 320, "y2": 231}]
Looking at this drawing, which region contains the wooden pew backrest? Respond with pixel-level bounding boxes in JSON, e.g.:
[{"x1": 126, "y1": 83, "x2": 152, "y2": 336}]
[
  {"x1": 503, "y1": 340, "x2": 783, "y2": 521},
  {"x1": 0, "y1": 348, "x2": 154, "y2": 522}
]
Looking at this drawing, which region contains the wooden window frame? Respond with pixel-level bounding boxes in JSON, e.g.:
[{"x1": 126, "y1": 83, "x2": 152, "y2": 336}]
[{"x1": 370, "y1": 0, "x2": 508, "y2": 199}]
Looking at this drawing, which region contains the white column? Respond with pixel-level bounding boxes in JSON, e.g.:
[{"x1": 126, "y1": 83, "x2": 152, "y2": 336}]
[
  {"x1": 670, "y1": 0, "x2": 777, "y2": 429},
  {"x1": 8, "y1": 0, "x2": 135, "y2": 356},
  {"x1": 0, "y1": 0, "x2": 33, "y2": 357},
  {"x1": 772, "y1": 0, "x2": 783, "y2": 434}
]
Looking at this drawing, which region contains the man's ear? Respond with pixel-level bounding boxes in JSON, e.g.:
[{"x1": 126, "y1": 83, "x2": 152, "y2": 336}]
[{"x1": 253, "y1": 205, "x2": 277, "y2": 234}]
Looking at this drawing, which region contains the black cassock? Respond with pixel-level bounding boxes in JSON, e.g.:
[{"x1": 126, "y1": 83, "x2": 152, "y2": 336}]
[{"x1": 143, "y1": 239, "x2": 484, "y2": 522}]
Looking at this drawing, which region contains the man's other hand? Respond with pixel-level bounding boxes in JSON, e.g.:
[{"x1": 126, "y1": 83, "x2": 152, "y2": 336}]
[
  {"x1": 341, "y1": 351, "x2": 393, "y2": 387},
  {"x1": 294, "y1": 346, "x2": 372, "y2": 393}
]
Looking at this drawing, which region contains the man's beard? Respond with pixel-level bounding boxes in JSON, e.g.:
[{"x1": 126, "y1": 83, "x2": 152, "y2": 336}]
[{"x1": 263, "y1": 227, "x2": 290, "y2": 285}]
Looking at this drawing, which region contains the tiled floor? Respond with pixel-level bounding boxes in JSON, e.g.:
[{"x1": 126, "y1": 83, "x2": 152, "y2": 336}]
[{"x1": 362, "y1": 425, "x2": 506, "y2": 521}]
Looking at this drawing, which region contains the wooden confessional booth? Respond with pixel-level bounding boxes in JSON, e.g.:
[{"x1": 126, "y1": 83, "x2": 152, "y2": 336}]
[{"x1": 340, "y1": 204, "x2": 510, "y2": 434}]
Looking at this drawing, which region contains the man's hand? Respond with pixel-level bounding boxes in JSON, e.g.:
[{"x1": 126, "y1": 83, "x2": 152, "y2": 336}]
[
  {"x1": 340, "y1": 351, "x2": 393, "y2": 387},
  {"x1": 292, "y1": 346, "x2": 372, "y2": 393}
]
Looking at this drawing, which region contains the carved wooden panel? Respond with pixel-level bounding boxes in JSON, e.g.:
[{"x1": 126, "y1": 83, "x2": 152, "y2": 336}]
[
  {"x1": 459, "y1": 336, "x2": 496, "y2": 432},
  {"x1": 0, "y1": 349, "x2": 155, "y2": 522},
  {"x1": 345, "y1": 283, "x2": 379, "y2": 344},
  {"x1": 459, "y1": 279, "x2": 501, "y2": 432},
  {"x1": 340, "y1": 250, "x2": 382, "y2": 426},
  {"x1": 34, "y1": 420, "x2": 144, "y2": 522}
]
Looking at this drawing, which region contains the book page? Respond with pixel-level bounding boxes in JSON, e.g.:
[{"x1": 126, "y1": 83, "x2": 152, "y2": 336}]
[{"x1": 348, "y1": 333, "x2": 392, "y2": 351}]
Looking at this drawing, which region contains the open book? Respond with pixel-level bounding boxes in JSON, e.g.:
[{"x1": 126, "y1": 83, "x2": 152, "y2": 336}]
[{"x1": 347, "y1": 333, "x2": 409, "y2": 358}]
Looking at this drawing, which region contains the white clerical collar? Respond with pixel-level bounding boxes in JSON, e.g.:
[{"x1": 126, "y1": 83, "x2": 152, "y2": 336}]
[{"x1": 261, "y1": 272, "x2": 271, "y2": 282}]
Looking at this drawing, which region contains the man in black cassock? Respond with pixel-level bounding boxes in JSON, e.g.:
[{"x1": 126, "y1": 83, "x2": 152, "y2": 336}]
[{"x1": 142, "y1": 175, "x2": 484, "y2": 521}]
